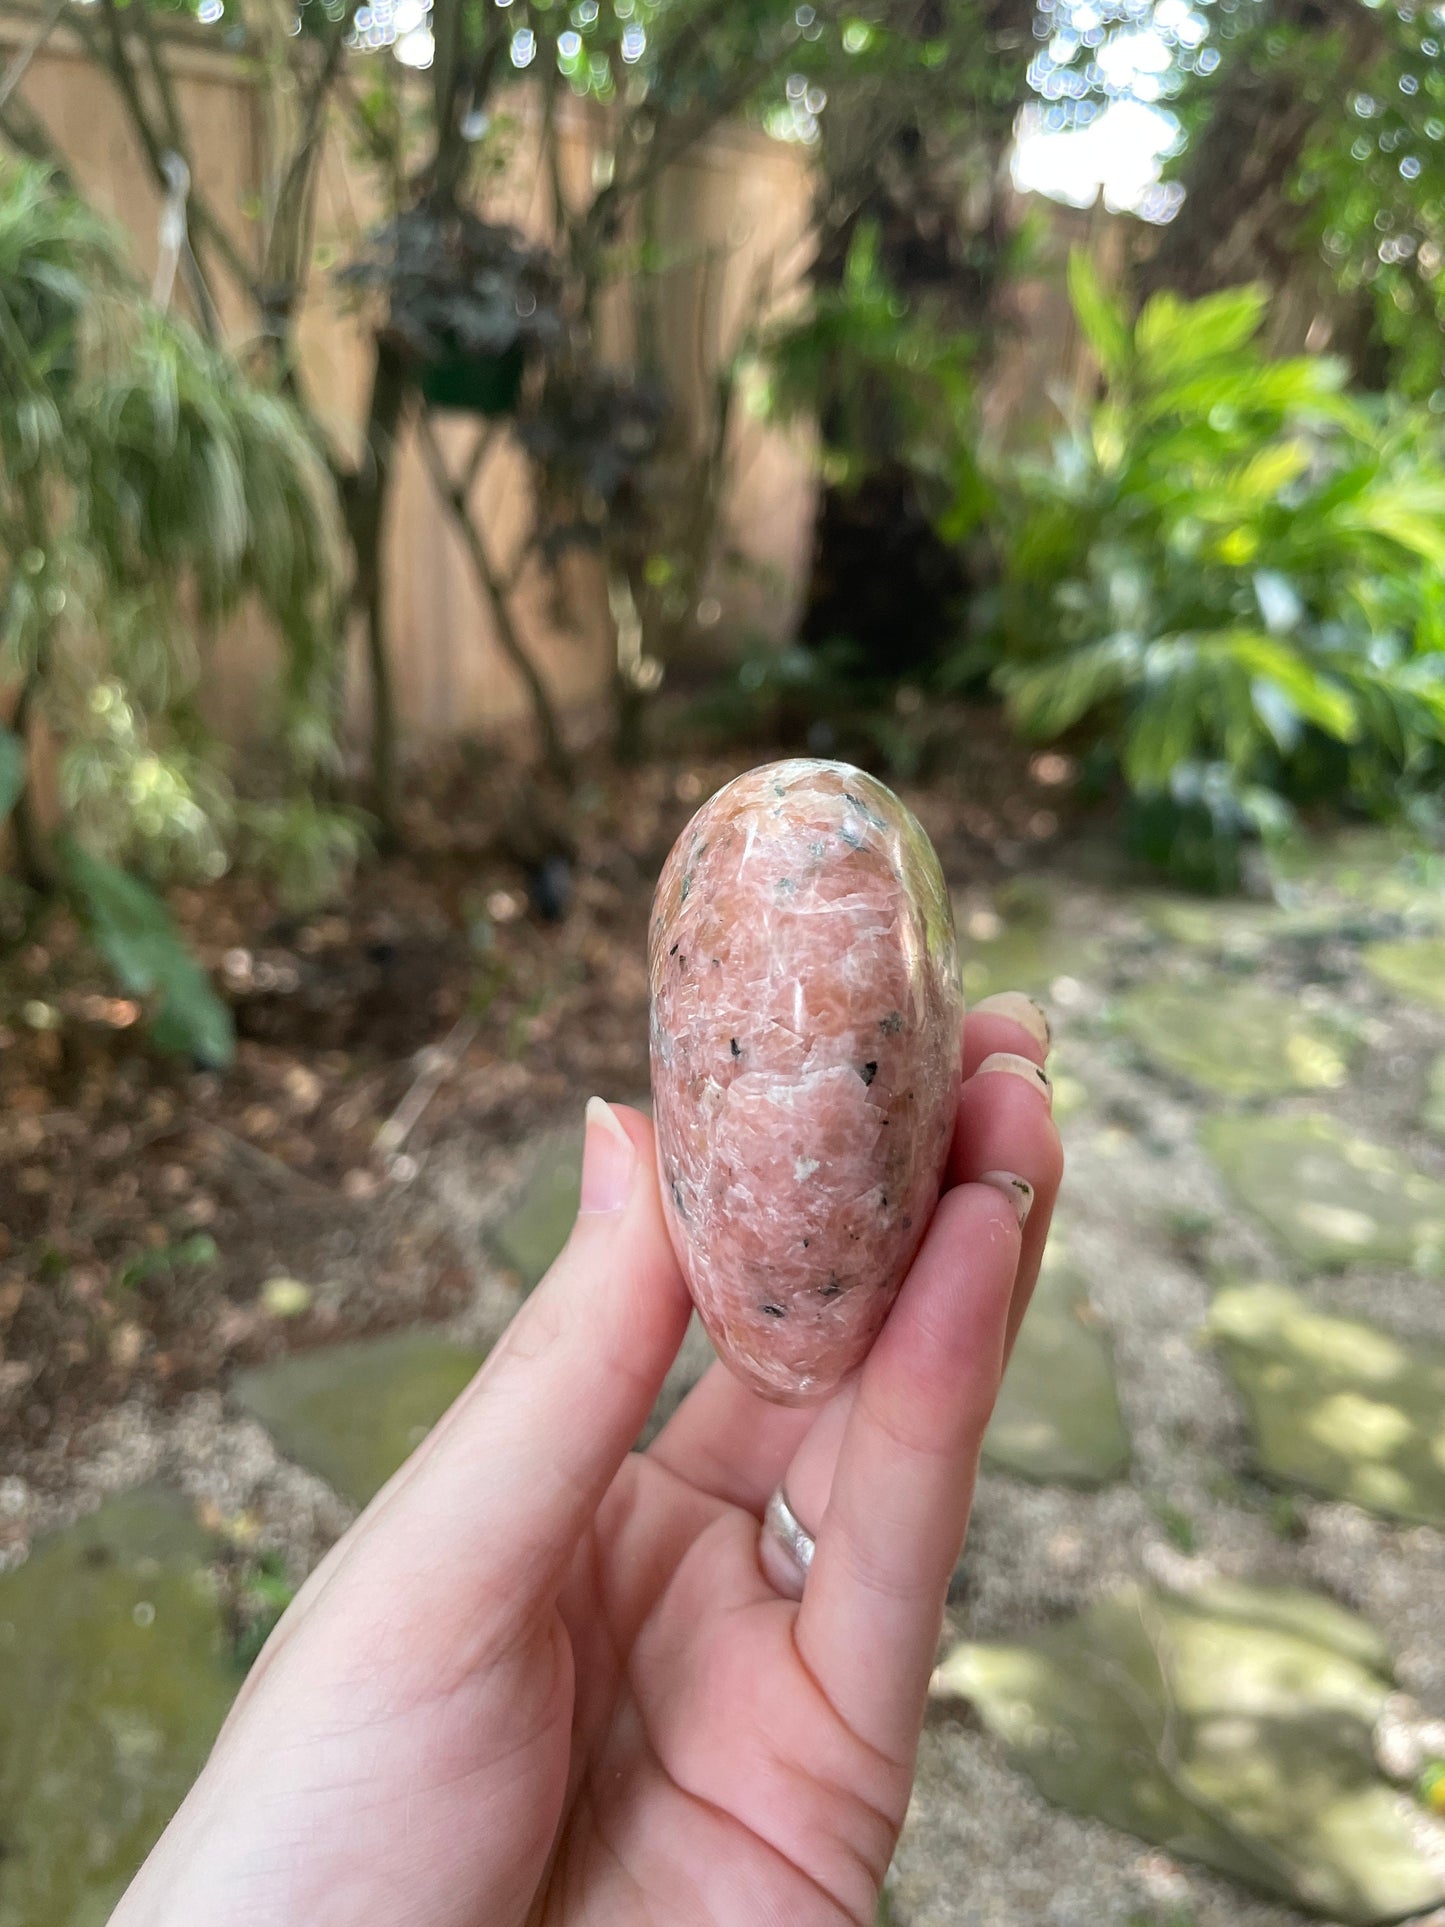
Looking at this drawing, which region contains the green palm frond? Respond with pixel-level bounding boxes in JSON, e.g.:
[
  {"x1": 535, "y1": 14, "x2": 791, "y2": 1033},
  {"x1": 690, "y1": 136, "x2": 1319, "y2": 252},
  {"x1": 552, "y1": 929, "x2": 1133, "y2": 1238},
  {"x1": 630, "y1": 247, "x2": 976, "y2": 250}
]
[{"x1": 982, "y1": 270, "x2": 1445, "y2": 884}]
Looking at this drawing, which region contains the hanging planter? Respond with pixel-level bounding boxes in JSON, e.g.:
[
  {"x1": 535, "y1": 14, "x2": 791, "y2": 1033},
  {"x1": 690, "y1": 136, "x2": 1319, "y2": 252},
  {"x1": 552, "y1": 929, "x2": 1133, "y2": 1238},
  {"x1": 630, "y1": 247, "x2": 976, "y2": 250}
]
[
  {"x1": 418, "y1": 336, "x2": 526, "y2": 417},
  {"x1": 339, "y1": 205, "x2": 563, "y2": 421}
]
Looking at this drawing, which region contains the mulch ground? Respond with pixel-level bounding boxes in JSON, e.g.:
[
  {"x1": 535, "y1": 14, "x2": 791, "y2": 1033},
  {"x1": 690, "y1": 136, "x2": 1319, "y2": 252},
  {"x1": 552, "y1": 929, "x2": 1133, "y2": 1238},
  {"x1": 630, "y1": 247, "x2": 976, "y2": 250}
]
[{"x1": 0, "y1": 711, "x2": 1082, "y2": 1461}]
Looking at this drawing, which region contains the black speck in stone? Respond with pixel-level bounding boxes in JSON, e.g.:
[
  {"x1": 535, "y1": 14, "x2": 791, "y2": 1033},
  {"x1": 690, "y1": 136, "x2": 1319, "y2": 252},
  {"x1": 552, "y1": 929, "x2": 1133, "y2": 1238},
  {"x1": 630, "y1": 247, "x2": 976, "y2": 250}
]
[
  {"x1": 860, "y1": 1061, "x2": 878, "y2": 1086},
  {"x1": 839, "y1": 825, "x2": 862, "y2": 850},
  {"x1": 879, "y1": 1011, "x2": 904, "y2": 1035},
  {"x1": 879, "y1": 1193, "x2": 889, "y2": 1209},
  {"x1": 819, "y1": 1276, "x2": 842, "y2": 1299},
  {"x1": 802, "y1": 1237, "x2": 811, "y2": 1248},
  {"x1": 730, "y1": 1038, "x2": 741, "y2": 1057},
  {"x1": 680, "y1": 873, "x2": 691, "y2": 902},
  {"x1": 669, "y1": 942, "x2": 679, "y2": 956},
  {"x1": 760, "y1": 1302, "x2": 786, "y2": 1317},
  {"x1": 670, "y1": 1177, "x2": 689, "y2": 1220},
  {"x1": 842, "y1": 790, "x2": 886, "y2": 828}
]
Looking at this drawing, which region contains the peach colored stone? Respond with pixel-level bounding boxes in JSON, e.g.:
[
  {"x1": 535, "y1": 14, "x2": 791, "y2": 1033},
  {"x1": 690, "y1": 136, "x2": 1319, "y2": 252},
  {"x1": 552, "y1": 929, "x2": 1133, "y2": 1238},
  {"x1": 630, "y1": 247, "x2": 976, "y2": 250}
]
[{"x1": 648, "y1": 759, "x2": 964, "y2": 1404}]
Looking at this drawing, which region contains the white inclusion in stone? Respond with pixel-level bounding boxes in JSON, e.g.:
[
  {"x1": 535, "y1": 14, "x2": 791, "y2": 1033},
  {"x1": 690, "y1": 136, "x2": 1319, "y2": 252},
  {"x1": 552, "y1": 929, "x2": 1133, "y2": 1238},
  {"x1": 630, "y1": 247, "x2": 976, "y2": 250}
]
[{"x1": 795, "y1": 1157, "x2": 820, "y2": 1181}]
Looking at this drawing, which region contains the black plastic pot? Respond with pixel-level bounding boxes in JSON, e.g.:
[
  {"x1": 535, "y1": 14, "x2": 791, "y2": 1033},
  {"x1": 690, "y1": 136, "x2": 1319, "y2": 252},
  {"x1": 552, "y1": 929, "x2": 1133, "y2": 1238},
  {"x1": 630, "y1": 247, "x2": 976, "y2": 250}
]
[{"x1": 419, "y1": 338, "x2": 526, "y2": 416}]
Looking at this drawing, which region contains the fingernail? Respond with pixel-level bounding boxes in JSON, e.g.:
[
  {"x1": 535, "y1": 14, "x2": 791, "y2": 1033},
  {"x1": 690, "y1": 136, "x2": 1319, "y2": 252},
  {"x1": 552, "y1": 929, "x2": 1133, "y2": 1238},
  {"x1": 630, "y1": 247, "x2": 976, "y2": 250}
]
[
  {"x1": 976, "y1": 1051, "x2": 1053, "y2": 1110},
  {"x1": 974, "y1": 991, "x2": 1051, "y2": 1054},
  {"x1": 579, "y1": 1097, "x2": 636, "y2": 1215},
  {"x1": 978, "y1": 1171, "x2": 1035, "y2": 1227}
]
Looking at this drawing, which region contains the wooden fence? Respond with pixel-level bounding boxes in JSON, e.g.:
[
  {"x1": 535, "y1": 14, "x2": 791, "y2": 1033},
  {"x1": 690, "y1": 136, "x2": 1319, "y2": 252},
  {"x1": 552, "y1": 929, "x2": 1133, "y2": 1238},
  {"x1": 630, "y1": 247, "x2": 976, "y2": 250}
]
[{"x1": 1, "y1": 14, "x2": 818, "y2": 754}]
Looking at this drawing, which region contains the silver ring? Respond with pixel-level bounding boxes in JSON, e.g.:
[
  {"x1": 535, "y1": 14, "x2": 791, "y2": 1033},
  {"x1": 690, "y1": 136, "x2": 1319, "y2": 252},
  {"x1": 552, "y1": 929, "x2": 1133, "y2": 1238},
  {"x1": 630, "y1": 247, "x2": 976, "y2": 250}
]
[{"x1": 760, "y1": 1485, "x2": 815, "y2": 1601}]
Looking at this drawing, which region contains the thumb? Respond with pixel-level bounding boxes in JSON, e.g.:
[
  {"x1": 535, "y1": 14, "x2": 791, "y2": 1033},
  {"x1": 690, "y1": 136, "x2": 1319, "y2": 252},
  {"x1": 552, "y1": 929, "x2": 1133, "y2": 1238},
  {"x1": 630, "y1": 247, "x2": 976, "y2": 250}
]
[{"x1": 245, "y1": 1100, "x2": 691, "y2": 1691}]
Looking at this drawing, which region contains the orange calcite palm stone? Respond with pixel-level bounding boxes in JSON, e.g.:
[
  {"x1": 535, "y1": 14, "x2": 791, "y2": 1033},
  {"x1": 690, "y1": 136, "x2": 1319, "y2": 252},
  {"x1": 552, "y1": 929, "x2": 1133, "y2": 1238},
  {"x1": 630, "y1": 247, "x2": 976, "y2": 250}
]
[{"x1": 648, "y1": 759, "x2": 964, "y2": 1404}]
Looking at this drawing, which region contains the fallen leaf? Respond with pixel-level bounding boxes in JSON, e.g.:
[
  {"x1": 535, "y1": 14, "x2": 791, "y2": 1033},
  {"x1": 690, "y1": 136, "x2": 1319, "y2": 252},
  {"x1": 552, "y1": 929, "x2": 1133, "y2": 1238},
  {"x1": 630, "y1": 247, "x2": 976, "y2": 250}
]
[{"x1": 260, "y1": 1276, "x2": 313, "y2": 1318}]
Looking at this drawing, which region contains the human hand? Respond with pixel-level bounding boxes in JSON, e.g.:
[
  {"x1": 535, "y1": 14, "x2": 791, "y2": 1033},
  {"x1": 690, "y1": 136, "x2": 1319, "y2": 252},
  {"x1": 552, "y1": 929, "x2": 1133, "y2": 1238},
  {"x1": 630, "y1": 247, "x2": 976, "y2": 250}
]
[{"x1": 113, "y1": 991, "x2": 1062, "y2": 1927}]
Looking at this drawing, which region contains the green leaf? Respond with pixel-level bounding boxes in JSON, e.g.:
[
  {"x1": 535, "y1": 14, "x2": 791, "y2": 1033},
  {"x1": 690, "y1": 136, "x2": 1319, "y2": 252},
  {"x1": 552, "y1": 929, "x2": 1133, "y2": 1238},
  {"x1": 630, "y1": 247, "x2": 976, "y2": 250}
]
[
  {"x1": 1067, "y1": 249, "x2": 1131, "y2": 385},
  {"x1": 0, "y1": 724, "x2": 24, "y2": 821},
  {"x1": 59, "y1": 840, "x2": 235, "y2": 1068},
  {"x1": 1332, "y1": 483, "x2": 1445, "y2": 570},
  {"x1": 1135, "y1": 285, "x2": 1267, "y2": 379},
  {"x1": 1222, "y1": 631, "x2": 1358, "y2": 741},
  {"x1": 997, "y1": 632, "x2": 1141, "y2": 737},
  {"x1": 1228, "y1": 441, "x2": 1310, "y2": 505}
]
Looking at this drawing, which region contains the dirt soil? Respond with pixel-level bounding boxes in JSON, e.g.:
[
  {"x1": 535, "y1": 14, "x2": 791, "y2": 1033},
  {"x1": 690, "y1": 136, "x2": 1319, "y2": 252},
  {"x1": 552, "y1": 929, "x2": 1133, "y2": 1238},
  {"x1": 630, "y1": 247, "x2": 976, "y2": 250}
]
[{"x1": 0, "y1": 718, "x2": 1069, "y2": 1477}]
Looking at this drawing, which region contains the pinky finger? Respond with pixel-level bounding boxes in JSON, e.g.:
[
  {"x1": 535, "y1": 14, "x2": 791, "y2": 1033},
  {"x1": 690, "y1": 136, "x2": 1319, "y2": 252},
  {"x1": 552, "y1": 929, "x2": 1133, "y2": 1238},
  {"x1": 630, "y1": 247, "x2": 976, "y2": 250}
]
[{"x1": 792, "y1": 1182, "x2": 1020, "y2": 1767}]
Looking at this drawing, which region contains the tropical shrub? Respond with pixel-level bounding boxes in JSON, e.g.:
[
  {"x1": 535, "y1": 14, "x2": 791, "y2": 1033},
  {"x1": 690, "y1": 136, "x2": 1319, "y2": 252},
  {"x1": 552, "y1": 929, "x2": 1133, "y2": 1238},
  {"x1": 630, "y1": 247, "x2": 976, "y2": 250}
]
[
  {"x1": 980, "y1": 254, "x2": 1445, "y2": 888},
  {"x1": 1, "y1": 160, "x2": 347, "y2": 1060}
]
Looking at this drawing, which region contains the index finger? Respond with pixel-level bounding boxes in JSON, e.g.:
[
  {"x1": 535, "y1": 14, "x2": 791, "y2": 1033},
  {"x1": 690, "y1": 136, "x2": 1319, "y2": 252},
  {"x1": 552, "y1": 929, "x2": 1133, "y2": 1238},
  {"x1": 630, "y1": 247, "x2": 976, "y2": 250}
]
[{"x1": 240, "y1": 1101, "x2": 690, "y2": 1697}]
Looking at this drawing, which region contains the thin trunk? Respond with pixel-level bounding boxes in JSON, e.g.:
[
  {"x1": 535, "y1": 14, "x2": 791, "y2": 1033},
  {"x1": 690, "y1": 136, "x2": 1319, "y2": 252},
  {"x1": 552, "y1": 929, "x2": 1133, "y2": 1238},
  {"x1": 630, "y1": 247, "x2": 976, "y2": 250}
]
[
  {"x1": 10, "y1": 669, "x2": 52, "y2": 894},
  {"x1": 607, "y1": 568, "x2": 649, "y2": 765},
  {"x1": 0, "y1": 0, "x2": 67, "y2": 116},
  {"x1": 415, "y1": 414, "x2": 573, "y2": 789},
  {"x1": 1135, "y1": 0, "x2": 1385, "y2": 313},
  {"x1": 341, "y1": 342, "x2": 410, "y2": 846}
]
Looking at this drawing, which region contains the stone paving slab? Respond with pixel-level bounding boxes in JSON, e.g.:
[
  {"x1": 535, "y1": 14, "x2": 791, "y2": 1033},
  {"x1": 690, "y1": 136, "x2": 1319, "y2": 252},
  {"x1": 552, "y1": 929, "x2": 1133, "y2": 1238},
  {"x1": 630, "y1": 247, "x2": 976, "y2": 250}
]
[
  {"x1": 1200, "y1": 1111, "x2": 1445, "y2": 1273},
  {"x1": 1210, "y1": 1281, "x2": 1445, "y2": 1528},
  {"x1": 0, "y1": 1488, "x2": 235, "y2": 1927},
  {"x1": 1426, "y1": 1054, "x2": 1445, "y2": 1141},
  {"x1": 934, "y1": 1578, "x2": 1445, "y2": 1925},
  {"x1": 490, "y1": 1131, "x2": 583, "y2": 1287},
  {"x1": 1117, "y1": 982, "x2": 1354, "y2": 1098},
  {"x1": 233, "y1": 1331, "x2": 488, "y2": 1507},
  {"x1": 983, "y1": 1248, "x2": 1130, "y2": 1487},
  {"x1": 1363, "y1": 938, "x2": 1445, "y2": 1015}
]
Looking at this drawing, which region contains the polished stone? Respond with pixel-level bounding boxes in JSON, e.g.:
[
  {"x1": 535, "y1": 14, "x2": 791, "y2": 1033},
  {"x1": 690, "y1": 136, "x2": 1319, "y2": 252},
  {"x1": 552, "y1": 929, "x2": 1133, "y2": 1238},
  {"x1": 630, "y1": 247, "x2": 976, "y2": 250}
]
[{"x1": 650, "y1": 760, "x2": 964, "y2": 1404}]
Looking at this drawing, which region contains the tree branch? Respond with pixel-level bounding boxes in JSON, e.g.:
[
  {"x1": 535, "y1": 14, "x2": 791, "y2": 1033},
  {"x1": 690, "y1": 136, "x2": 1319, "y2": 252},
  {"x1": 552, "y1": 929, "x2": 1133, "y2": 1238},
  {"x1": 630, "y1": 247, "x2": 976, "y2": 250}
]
[
  {"x1": 0, "y1": 85, "x2": 68, "y2": 181},
  {"x1": 460, "y1": 421, "x2": 501, "y2": 497},
  {"x1": 539, "y1": 54, "x2": 572, "y2": 252},
  {"x1": 415, "y1": 411, "x2": 572, "y2": 787},
  {"x1": 82, "y1": 0, "x2": 255, "y2": 315},
  {"x1": 260, "y1": 15, "x2": 348, "y2": 339},
  {"x1": 0, "y1": 0, "x2": 67, "y2": 116}
]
